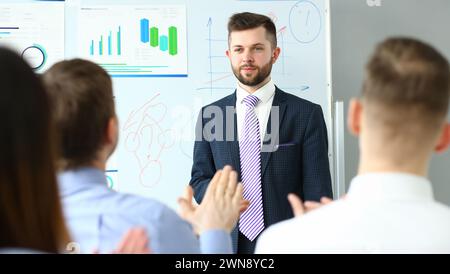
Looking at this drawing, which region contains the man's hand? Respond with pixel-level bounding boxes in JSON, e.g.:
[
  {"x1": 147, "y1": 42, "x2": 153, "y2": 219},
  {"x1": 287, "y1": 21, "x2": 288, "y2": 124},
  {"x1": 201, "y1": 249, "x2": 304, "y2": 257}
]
[
  {"x1": 304, "y1": 197, "x2": 333, "y2": 212},
  {"x1": 112, "y1": 227, "x2": 151, "y2": 254},
  {"x1": 178, "y1": 165, "x2": 245, "y2": 234},
  {"x1": 287, "y1": 194, "x2": 333, "y2": 217},
  {"x1": 92, "y1": 227, "x2": 152, "y2": 254}
]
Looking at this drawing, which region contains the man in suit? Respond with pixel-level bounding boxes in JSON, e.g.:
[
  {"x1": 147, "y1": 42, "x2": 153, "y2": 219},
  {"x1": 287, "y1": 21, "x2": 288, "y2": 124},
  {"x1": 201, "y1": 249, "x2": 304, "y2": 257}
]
[
  {"x1": 255, "y1": 37, "x2": 450, "y2": 253},
  {"x1": 190, "y1": 12, "x2": 333, "y2": 254}
]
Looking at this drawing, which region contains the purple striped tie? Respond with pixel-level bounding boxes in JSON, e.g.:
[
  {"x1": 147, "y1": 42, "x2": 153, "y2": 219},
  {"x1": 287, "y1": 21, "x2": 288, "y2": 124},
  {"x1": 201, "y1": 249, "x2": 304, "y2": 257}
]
[{"x1": 238, "y1": 94, "x2": 264, "y2": 241}]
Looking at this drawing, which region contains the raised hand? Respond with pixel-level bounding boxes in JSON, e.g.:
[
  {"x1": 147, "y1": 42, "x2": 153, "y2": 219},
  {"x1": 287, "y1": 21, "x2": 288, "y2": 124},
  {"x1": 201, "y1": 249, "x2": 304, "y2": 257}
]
[
  {"x1": 178, "y1": 166, "x2": 245, "y2": 234},
  {"x1": 288, "y1": 194, "x2": 333, "y2": 217},
  {"x1": 111, "y1": 227, "x2": 152, "y2": 254}
]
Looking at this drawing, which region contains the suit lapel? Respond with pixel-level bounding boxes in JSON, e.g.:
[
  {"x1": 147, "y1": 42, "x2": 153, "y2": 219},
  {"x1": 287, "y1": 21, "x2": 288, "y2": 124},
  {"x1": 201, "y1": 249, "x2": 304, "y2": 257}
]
[
  {"x1": 223, "y1": 91, "x2": 241, "y2": 177},
  {"x1": 260, "y1": 87, "x2": 288, "y2": 177}
]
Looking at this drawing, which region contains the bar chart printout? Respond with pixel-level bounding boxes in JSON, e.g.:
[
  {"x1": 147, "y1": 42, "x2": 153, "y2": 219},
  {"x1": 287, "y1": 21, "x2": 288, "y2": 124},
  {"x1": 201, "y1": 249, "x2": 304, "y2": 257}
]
[{"x1": 76, "y1": 4, "x2": 187, "y2": 77}]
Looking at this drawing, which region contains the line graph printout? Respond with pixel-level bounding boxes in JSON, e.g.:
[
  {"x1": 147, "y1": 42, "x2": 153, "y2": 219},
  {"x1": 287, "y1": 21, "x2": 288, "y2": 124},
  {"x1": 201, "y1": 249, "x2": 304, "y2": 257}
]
[
  {"x1": 0, "y1": 2, "x2": 64, "y2": 72},
  {"x1": 75, "y1": 4, "x2": 187, "y2": 77}
]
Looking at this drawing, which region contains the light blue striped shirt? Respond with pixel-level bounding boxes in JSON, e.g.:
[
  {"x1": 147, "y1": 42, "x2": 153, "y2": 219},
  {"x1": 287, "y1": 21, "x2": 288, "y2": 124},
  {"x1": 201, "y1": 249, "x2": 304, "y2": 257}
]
[{"x1": 58, "y1": 167, "x2": 232, "y2": 254}]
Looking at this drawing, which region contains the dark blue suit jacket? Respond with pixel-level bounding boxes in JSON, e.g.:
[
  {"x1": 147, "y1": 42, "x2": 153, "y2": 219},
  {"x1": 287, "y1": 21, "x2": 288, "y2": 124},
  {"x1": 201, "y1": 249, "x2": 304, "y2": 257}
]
[{"x1": 190, "y1": 87, "x2": 332, "y2": 253}]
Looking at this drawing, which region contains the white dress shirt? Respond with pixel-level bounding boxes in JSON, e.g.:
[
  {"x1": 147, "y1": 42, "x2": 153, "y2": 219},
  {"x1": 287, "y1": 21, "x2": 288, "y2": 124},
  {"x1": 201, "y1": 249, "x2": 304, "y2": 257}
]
[
  {"x1": 255, "y1": 173, "x2": 450, "y2": 253},
  {"x1": 236, "y1": 79, "x2": 275, "y2": 146}
]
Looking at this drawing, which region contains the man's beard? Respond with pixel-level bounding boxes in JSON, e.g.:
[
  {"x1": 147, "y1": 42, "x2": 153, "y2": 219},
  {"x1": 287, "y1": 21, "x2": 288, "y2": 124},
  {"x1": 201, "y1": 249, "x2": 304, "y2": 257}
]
[{"x1": 232, "y1": 60, "x2": 273, "y2": 87}]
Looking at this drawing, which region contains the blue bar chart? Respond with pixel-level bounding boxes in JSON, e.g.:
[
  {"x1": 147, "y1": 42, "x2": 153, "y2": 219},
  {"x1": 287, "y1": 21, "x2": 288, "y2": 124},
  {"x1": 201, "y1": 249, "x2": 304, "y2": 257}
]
[
  {"x1": 140, "y1": 19, "x2": 149, "y2": 43},
  {"x1": 89, "y1": 26, "x2": 121, "y2": 56}
]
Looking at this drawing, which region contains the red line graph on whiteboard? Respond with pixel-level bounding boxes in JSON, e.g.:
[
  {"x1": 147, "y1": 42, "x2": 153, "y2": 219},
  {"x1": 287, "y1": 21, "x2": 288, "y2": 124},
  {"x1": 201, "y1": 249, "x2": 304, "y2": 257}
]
[{"x1": 123, "y1": 93, "x2": 176, "y2": 188}]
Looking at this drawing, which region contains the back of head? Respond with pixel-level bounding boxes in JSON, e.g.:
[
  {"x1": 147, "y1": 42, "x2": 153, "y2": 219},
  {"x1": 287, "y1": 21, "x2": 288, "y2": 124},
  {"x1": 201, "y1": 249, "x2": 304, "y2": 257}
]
[
  {"x1": 42, "y1": 59, "x2": 115, "y2": 170},
  {"x1": 363, "y1": 37, "x2": 450, "y2": 148},
  {"x1": 228, "y1": 12, "x2": 277, "y2": 49},
  {"x1": 0, "y1": 47, "x2": 69, "y2": 252}
]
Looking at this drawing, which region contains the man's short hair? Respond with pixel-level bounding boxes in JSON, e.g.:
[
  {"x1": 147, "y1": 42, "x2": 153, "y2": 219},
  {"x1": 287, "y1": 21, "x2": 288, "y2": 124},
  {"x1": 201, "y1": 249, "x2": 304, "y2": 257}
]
[
  {"x1": 42, "y1": 59, "x2": 115, "y2": 170},
  {"x1": 228, "y1": 12, "x2": 277, "y2": 49},
  {"x1": 363, "y1": 37, "x2": 450, "y2": 136}
]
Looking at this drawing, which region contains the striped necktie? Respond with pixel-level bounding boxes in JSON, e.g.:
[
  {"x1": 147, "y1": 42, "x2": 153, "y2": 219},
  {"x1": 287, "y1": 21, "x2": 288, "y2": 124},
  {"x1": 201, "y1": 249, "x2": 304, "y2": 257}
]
[{"x1": 238, "y1": 94, "x2": 264, "y2": 241}]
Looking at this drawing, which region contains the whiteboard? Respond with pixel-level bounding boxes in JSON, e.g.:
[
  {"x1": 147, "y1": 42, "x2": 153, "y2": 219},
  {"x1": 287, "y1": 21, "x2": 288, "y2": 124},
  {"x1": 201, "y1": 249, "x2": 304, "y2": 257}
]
[{"x1": 29, "y1": 0, "x2": 332, "y2": 210}]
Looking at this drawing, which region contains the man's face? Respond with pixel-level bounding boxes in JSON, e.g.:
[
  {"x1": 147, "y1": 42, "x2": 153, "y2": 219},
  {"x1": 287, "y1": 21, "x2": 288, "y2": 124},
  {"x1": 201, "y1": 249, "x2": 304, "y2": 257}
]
[{"x1": 226, "y1": 26, "x2": 279, "y2": 87}]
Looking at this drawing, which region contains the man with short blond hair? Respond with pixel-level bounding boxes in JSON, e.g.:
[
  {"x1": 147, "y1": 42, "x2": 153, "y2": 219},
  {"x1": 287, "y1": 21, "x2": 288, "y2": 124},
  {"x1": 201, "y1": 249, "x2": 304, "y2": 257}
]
[{"x1": 256, "y1": 37, "x2": 450, "y2": 253}]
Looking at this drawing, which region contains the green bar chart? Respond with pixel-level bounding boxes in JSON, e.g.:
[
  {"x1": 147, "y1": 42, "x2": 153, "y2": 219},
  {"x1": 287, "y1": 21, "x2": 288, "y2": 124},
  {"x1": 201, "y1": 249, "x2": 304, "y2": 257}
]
[{"x1": 168, "y1": 26, "x2": 177, "y2": 56}]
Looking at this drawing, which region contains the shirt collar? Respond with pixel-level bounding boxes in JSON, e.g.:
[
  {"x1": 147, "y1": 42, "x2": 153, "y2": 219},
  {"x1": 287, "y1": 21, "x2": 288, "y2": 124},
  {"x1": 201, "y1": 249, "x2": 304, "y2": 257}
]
[
  {"x1": 346, "y1": 172, "x2": 434, "y2": 203},
  {"x1": 58, "y1": 167, "x2": 108, "y2": 195},
  {"x1": 236, "y1": 79, "x2": 275, "y2": 106}
]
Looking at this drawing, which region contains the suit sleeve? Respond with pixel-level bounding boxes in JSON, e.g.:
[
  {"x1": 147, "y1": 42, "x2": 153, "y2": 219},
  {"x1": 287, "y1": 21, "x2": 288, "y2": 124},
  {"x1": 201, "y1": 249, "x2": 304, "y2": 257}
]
[
  {"x1": 189, "y1": 108, "x2": 216, "y2": 203},
  {"x1": 301, "y1": 105, "x2": 333, "y2": 201}
]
